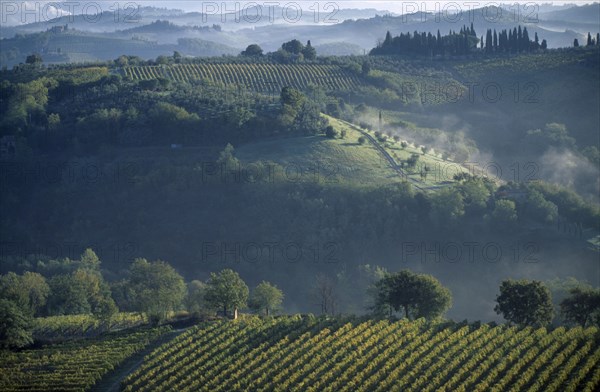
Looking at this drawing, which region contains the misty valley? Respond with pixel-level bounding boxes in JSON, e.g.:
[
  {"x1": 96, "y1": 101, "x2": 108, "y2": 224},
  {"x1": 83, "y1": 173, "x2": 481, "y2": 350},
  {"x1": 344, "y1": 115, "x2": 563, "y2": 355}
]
[{"x1": 0, "y1": 1, "x2": 599, "y2": 391}]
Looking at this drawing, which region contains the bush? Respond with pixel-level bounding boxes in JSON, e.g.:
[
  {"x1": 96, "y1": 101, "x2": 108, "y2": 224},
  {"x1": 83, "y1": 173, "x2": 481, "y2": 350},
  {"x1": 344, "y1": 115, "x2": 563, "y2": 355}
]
[
  {"x1": 325, "y1": 126, "x2": 338, "y2": 139},
  {"x1": 358, "y1": 136, "x2": 366, "y2": 145}
]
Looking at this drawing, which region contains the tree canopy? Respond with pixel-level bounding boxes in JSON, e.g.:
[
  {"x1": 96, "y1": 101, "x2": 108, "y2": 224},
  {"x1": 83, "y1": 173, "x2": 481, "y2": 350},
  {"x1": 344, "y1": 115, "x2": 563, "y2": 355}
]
[
  {"x1": 0, "y1": 299, "x2": 33, "y2": 349},
  {"x1": 204, "y1": 269, "x2": 249, "y2": 317},
  {"x1": 495, "y1": 279, "x2": 554, "y2": 327},
  {"x1": 373, "y1": 270, "x2": 452, "y2": 320},
  {"x1": 560, "y1": 287, "x2": 600, "y2": 327},
  {"x1": 249, "y1": 281, "x2": 284, "y2": 316},
  {"x1": 127, "y1": 258, "x2": 186, "y2": 322}
]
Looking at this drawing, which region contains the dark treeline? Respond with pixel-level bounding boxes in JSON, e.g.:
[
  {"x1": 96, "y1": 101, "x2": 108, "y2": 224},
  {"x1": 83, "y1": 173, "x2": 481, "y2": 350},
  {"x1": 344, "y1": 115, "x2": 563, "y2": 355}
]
[
  {"x1": 370, "y1": 24, "x2": 547, "y2": 56},
  {"x1": 483, "y1": 26, "x2": 547, "y2": 53}
]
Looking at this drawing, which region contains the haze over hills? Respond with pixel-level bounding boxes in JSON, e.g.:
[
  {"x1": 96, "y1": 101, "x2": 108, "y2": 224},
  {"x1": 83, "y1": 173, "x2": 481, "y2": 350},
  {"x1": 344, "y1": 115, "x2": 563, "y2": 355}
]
[
  {"x1": 1, "y1": 2, "x2": 600, "y2": 390},
  {"x1": 1, "y1": 3, "x2": 599, "y2": 67}
]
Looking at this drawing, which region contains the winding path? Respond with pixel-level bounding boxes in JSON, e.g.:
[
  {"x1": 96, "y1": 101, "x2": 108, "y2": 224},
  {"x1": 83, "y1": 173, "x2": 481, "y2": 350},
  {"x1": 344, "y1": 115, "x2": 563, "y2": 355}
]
[{"x1": 337, "y1": 118, "x2": 428, "y2": 191}]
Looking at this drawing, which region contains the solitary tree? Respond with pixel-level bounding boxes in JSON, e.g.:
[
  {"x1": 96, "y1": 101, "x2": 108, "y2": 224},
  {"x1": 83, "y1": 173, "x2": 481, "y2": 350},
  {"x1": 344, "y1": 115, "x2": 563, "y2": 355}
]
[
  {"x1": 495, "y1": 279, "x2": 554, "y2": 327},
  {"x1": 241, "y1": 44, "x2": 263, "y2": 56},
  {"x1": 325, "y1": 125, "x2": 338, "y2": 139},
  {"x1": 574, "y1": 38, "x2": 579, "y2": 47},
  {"x1": 312, "y1": 274, "x2": 338, "y2": 315},
  {"x1": 204, "y1": 269, "x2": 249, "y2": 319},
  {"x1": 249, "y1": 281, "x2": 284, "y2": 316},
  {"x1": 373, "y1": 270, "x2": 452, "y2": 320},
  {"x1": 560, "y1": 287, "x2": 600, "y2": 327}
]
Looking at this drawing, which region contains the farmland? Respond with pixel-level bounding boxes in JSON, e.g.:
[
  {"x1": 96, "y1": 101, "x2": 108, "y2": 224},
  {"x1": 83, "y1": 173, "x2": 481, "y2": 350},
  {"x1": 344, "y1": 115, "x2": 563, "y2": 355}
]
[
  {"x1": 0, "y1": 326, "x2": 170, "y2": 392},
  {"x1": 123, "y1": 63, "x2": 362, "y2": 92},
  {"x1": 121, "y1": 316, "x2": 600, "y2": 392}
]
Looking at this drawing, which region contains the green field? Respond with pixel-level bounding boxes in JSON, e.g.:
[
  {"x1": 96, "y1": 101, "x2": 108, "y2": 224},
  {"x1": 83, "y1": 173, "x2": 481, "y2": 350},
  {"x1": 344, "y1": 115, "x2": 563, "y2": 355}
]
[
  {"x1": 120, "y1": 316, "x2": 600, "y2": 392},
  {"x1": 0, "y1": 327, "x2": 170, "y2": 392},
  {"x1": 236, "y1": 116, "x2": 401, "y2": 186}
]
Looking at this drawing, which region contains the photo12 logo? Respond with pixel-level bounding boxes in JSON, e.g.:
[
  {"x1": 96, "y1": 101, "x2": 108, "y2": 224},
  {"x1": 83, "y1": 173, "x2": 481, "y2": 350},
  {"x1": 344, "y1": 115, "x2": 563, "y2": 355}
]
[
  {"x1": 199, "y1": 241, "x2": 340, "y2": 264},
  {"x1": 1, "y1": 1, "x2": 142, "y2": 24},
  {"x1": 0, "y1": 1, "x2": 344, "y2": 25},
  {"x1": 399, "y1": 2, "x2": 540, "y2": 24}
]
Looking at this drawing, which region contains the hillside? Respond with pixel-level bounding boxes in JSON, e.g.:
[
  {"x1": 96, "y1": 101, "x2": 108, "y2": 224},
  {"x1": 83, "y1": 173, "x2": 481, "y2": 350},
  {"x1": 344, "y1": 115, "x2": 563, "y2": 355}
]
[
  {"x1": 122, "y1": 63, "x2": 362, "y2": 91},
  {"x1": 120, "y1": 316, "x2": 600, "y2": 392}
]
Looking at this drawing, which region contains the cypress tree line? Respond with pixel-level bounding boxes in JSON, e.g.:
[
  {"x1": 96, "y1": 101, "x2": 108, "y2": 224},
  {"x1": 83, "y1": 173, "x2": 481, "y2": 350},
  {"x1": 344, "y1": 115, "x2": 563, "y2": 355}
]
[{"x1": 371, "y1": 25, "x2": 546, "y2": 56}]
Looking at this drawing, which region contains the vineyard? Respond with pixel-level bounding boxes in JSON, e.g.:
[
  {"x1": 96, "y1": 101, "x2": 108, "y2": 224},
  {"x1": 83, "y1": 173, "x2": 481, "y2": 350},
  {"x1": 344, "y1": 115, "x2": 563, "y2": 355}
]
[
  {"x1": 0, "y1": 326, "x2": 169, "y2": 392},
  {"x1": 122, "y1": 316, "x2": 600, "y2": 392},
  {"x1": 122, "y1": 63, "x2": 362, "y2": 92},
  {"x1": 32, "y1": 312, "x2": 149, "y2": 342}
]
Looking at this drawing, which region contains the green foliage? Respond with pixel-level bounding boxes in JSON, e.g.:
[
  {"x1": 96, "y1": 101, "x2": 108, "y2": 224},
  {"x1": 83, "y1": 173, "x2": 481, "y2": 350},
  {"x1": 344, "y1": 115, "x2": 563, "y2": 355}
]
[
  {"x1": 204, "y1": 269, "x2": 249, "y2": 316},
  {"x1": 241, "y1": 44, "x2": 264, "y2": 57},
  {"x1": 456, "y1": 178, "x2": 491, "y2": 214},
  {"x1": 249, "y1": 281, "x2": 284, "y2": 316},
  {"x1": 495, "y1": 279, "x2": 554, "y2": 327},
  {"x1": 46, "y1": 268, "x2": 116, "y2": 318},
  {"x1": 25, "y1": 53, "x2": 43, "y2": 65},
  {"x1": 0, "y1": 326, "x2": 169, "y2": 390},
  {"x1": 217, "y1": 143, "x2": 240, "y2": 168},
  {"x1": 185, "y1": 280, "x2": 210, "y2": 316},
  {"x1": 0, "y1": 271, "x2": 49, "y2": 316},
  {"x1": 524, "y1": 190, "x2": 559, "y2": 224},
  {"x1": 490, "y1": 199, "x2": 518, "y2": 230},
  {"x1": 0, "y1": 299, "x2": 33, "y2": 349},
  {"x1": 325, "y1": 125, "x2": 338, "y2": 139},
  {"x1": 429, "y1": 187, "x2": 465, "y2": 227},
  {"x1": 127, "y1": 259, "x2": 187, "y2": 323},
  {"x1": 373, "y1": 270, "x2": 452, "y2": 319},
  {"x1": 282, "y1": 39, "x2": 304, "y2": 55},
  {"x1": 123, "y1": 317, "x2": 600, "y2": 391},
  {"x1": 561, "y1": 287, "x2": 600, "y2": 327},
  {"x1": 526, "y1": 123, "x2": 576, "y2": 151}
]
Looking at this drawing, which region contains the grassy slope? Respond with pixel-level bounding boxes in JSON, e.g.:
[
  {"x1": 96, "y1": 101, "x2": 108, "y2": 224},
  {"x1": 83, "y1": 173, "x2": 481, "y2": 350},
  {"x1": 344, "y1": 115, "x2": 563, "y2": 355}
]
[
  {"x1": 236, "y1": 114, "x2": 475, "y2": 189},
  {"x1": 236, "y1": 117, "x2": 401, "y2": 187}
]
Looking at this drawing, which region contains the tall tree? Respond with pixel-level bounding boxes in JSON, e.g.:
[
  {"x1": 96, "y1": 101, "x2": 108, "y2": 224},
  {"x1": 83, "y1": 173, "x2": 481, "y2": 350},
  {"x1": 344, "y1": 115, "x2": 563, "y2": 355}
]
[
  {"x1": 373, "y1": 270, "x2": 452, "y2": 319},
  {"x1": 128, "y1": 258, "x2": 186, "y2": 323},
  {"x1": 249, "y1": 281, "x2": 284, "y2": 316},
  {"x1": 495, "y1": 280, "x2": 554, "y2": 327},
  {"x1": 204, "y1": 269, "x2": 249, "y2": 318},
  {"x1": 312, "y1": 274, "x2": 338, "y2": 315},
  {"x1": 302, "y1": 40, "x2": 316, "y2": 60}
]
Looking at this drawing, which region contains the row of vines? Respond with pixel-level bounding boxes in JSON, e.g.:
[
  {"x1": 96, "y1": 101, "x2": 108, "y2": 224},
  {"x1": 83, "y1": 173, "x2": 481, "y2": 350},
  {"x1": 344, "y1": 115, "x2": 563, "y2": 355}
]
[
  {"x1": 123, "y1": 317, "x2": 600, "y2": 392},
  {"x1": 0, "y1": 326, "x2": 170, "y2": 392},
  {"x1": 123, "y1": 63, "x2": 362, "y2": 92}
]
